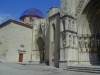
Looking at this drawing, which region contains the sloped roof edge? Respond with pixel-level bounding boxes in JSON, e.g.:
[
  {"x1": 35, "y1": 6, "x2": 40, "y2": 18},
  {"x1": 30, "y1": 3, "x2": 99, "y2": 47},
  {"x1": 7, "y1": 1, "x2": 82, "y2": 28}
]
[{"x1": 0, "y1": 19, "x2": 32, "y2": 29}]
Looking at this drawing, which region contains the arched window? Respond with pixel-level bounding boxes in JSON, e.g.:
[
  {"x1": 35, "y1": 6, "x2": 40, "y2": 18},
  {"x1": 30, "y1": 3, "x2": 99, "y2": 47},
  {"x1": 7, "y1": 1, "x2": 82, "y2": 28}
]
[{"x1": 52, "y1": 24, "x2": 55, "y2": 41}]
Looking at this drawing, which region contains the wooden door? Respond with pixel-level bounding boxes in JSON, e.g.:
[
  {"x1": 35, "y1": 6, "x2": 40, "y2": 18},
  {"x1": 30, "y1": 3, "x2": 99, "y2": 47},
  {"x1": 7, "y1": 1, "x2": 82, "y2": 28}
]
[{"x1": 19, "y1": 54, "x2": 23, "y2": 62}]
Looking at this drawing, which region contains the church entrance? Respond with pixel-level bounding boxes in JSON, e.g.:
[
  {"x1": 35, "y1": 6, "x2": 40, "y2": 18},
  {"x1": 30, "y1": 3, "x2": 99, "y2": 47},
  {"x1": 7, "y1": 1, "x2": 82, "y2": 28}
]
[
  {"x1": 19, "y1": 54, "x2": 23, "y2": 62},
  {"x1": 36, "y1": 37, "x2": 45, "y2": 63},
  {"x1": 78, "y1": 0, "x2": 100, "y2": 65}
]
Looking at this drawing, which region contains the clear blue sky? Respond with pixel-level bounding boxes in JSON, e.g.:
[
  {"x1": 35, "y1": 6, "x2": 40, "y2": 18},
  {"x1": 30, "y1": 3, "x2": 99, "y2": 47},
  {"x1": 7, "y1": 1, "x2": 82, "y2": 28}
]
[{"x1": 0, "y1": 0, "x2": 60, "y2": 24}]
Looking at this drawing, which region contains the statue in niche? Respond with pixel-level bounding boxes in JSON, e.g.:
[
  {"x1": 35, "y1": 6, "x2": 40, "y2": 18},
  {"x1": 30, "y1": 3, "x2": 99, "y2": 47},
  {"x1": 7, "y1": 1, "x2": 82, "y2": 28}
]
[
  {"x1": 97, "y1": 39, "x2": 100, "y2": 47},
  {"x1": 73, "y1": 37, "x2": 76, "y2": 47},
  {"x1": 79, "y1": 41, "x2": 82, "y2": 48},
  {"x1": 72, "y1": 21, "x2": 75, "y2": 31},
  {"x1": 80, "y1": 40, "x2": 85, "y2": 48},
  {"x1": 62, "y1": 32, "x2": 66, "y2": 40},
  {"x1": 90, "y1": 41, "x2": 93, "y2": 48},
  {"x1": 89, "y1": 41, "x2": 91, "y2": 48},
  {"x1": 68, "y1": 7, "x2": 71, "y2": 14},
  {"x1": 62, "y1": 40, "x2": 66, "y2": 47},
  {"x1": 62, "y1": 35, "x2": 65, "y2": 40},
  {"x1": 69, "y1": 40, "x2": 71, "y2": 47},
  {"x1": 94, "y1": 39, "x2": 97, "y2": 48},
  {"x1": 83, "y1": 41, "x2": 85, "y2": 48},
  {"x1": 72, "y1": 25, "x2": 74, "y2": 31},
  {"x1": 69, "y1": 35, "x2": 71, "y2": 47},
  {"x1": 85, "y1": 42, "x2": 88, "y2": 48}
]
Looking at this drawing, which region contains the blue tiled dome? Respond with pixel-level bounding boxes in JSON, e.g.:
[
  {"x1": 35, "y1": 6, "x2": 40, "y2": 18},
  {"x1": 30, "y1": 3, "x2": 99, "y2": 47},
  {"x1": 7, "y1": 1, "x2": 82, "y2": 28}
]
[{"x1": 20, "y1": 8, "x2": 44, "y2": 19}]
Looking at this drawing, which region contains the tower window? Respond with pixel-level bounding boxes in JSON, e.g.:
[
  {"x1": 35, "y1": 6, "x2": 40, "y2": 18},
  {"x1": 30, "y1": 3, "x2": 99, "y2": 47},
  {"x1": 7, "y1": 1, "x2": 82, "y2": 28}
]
[{"x1": 30, "y1": 18, "x2": 33, "y2": 22}]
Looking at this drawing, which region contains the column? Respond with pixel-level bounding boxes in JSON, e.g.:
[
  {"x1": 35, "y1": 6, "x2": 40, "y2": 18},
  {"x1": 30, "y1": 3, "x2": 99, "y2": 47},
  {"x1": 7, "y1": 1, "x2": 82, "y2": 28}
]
[
  {"x1": 87, "y1": 51, "x2": 89, "y2": 61},
  {"x1": 60, "y1": 34, "x2": 64, "y2": 60},
  {"x1": 79, "y1": 51, "x2": 81, "y2": 61},
  {"x1": 60, "y1": 20, "x2": 63, "y2": 32},
  {"x1": 74, "y1": 22, "x2": 77, "y2": 32},
  {"x1": 66, "y1": 34, "x2": 69, "y2": 47},
  {"x1": 65, "y1": 34, "x2": 69, "y2": 60},
  {"x1": 73, "y1": 36, "x2": 75, "y2": 48},
  {"x1": 60, "y1": 49, "x2": 64, "y2": 60},
  {"x1": 71, "y1": 36, "x2": 73, "y2": 47},
  {"x1": 75, "y1": 36, "x2": 78, "y2": 48},
  {"x1": 65, "y1": 19, "x2": 68, "y2": 30},
  {"x1": 85, "y1": 52, "x2": 86, "y2": 61},
  {"x1": 60, "y1": 34, "x2": 63, "y2": 48}
]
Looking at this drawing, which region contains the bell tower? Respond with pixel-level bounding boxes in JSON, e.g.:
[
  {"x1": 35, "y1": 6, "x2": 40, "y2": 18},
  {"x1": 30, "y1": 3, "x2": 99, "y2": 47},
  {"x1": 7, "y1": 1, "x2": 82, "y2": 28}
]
[{"x1": 59, "y1": 0, "x2": 78, "y2": 69}]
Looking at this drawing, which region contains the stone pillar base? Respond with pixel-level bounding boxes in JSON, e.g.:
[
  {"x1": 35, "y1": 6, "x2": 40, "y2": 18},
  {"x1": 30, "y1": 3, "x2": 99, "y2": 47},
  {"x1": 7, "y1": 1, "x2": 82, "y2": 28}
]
[
  {"x1": 78, "y1": 61, "x2": 100, "y2": 65},
  {"x1": 29, "y1": 60, "x2": 40, "y2": 64},
  {"x1": 59, "y1": 60, "x2": 67, "y2": 69},
  {"x1": 59, "y1": 60, "x2": 79, "y2": 69}
]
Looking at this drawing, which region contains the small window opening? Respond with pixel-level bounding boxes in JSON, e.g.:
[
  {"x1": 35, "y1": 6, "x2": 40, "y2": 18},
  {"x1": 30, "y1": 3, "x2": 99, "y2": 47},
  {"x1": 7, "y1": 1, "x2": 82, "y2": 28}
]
[{"x1": 30, "y1": 18, "x2": 34, "y2": 22}]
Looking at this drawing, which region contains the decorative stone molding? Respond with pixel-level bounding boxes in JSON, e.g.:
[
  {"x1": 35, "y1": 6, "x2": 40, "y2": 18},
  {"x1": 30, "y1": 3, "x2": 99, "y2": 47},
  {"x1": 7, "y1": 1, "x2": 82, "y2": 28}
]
[
  {"x1": 18, "y1": 45, "x2": 26, "y2": 54},
  {"x1": 18, "y1": 50, "x2": 26, "y2": 54},
  {"x1": 76, "y1": 0, "x2": 85, "y2": 13}
]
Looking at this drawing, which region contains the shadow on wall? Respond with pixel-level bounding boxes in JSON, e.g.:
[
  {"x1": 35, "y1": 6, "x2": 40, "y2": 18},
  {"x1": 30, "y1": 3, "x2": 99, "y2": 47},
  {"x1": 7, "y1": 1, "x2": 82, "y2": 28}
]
[{"x1": 45, "y1": 59, "x2": 49, "y2": 65}]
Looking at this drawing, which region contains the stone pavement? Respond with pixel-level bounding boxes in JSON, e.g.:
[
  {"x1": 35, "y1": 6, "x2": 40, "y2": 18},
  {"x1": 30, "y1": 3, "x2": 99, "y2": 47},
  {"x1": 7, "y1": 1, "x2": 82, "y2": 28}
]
[{"x1": 0, "y1": 62, "x2": 100, "y2": 75}]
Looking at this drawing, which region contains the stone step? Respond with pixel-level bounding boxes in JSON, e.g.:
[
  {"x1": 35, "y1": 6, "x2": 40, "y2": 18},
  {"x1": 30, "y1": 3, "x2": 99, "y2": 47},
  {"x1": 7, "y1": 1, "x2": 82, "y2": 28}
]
[{"x1": 65, "y1": 66, "x2": 100, "y2": 74}]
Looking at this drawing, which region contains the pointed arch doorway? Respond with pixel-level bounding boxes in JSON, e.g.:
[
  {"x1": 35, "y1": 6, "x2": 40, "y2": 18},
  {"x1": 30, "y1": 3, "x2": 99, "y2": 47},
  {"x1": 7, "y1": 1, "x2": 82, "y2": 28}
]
[
  {"x1": 78, "y1": 0, "x2": 100, "y2": 65},
  {"x1": 36, "y1": 37, "x2": 45, "y2": 63}
]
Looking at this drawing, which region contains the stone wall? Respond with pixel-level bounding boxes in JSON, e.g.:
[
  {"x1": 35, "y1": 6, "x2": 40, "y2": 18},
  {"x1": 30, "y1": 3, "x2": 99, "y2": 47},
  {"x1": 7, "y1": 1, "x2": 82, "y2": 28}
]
[{"x1": 0, "y1": 22, "x2": 32, "y2": 62}]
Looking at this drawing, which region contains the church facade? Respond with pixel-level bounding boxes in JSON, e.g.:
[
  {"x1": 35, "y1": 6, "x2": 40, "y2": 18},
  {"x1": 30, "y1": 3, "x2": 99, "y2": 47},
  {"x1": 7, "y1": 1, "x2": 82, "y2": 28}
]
[
  {"x1": 0, "y1": 0, "x2": 100, "y2": 69},
  {"x1": 59, "y1": 0, "x2": 100, "y2": 69}
]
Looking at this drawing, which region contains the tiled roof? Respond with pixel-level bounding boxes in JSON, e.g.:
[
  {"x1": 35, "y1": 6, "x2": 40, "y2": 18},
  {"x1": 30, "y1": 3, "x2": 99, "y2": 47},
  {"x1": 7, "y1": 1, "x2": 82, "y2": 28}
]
[{"x1": 20, "y1": 8, "x2": 44, "y2": 19}]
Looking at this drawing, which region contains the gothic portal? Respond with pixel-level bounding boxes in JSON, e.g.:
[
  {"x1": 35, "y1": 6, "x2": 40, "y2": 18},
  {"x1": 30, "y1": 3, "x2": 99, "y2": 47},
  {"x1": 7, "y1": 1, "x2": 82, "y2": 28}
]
[{"x1": 59, "y1": 0, "x2": 100, "y2": 69}]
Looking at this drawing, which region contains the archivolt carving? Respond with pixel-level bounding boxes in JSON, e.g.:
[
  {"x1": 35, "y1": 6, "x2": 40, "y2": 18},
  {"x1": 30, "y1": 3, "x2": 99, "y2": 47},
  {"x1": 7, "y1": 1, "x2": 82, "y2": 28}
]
[
  {"x1": 76, "y1": 0, "x2": 90, "y2": 14},
  {"x1": 77, "y1": 0, "x2": 85, "y2": 13}
]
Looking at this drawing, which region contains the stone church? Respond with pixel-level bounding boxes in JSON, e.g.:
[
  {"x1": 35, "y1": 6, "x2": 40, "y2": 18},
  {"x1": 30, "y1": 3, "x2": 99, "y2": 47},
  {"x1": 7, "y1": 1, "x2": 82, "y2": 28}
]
[{"x1": 0, "y1": 0, "x2": 100, "y2": 69}]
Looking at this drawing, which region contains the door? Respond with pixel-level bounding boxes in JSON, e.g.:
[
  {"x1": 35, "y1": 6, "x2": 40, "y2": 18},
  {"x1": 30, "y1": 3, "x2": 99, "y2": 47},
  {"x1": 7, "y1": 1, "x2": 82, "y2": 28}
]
[{"x1": 19, "y1": 54, "x2": 23, "y2": 62}]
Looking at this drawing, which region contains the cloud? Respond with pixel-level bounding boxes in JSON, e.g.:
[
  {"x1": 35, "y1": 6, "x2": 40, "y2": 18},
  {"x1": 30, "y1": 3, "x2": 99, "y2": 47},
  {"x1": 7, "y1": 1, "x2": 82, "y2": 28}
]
[{"x1": 0, "y1": 13, "x2": 12, "y2": 24}]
